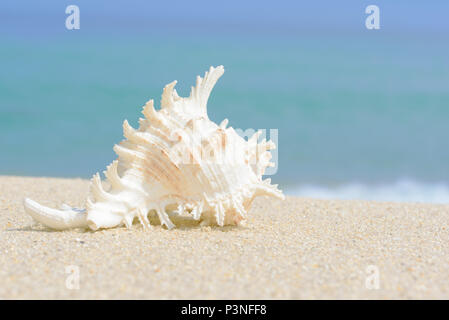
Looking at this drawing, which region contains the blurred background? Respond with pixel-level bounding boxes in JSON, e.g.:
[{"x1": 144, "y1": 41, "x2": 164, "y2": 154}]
[{"x1": 1, "y1": 1, "x2": 448, "y2": 202}]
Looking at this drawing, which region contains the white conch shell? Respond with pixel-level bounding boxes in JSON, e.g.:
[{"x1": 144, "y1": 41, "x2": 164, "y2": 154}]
[{"x1": 24, "y1": 66, "x2": 284, "y2": 231}]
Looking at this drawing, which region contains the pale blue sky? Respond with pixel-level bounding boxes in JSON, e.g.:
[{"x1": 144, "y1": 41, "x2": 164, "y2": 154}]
[{"x1": 1, "y1": 1, "x2": 448, "y2": 36}]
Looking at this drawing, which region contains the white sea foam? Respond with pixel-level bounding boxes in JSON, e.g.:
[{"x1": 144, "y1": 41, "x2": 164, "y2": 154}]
[{"x1": 287, "y1": 180, "x2": 449, "y2": 204}]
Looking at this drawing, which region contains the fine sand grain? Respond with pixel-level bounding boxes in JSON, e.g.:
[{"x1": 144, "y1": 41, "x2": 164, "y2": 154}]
[{"x1": 0, "y1": 176, "x2": 448, "y2": 299}]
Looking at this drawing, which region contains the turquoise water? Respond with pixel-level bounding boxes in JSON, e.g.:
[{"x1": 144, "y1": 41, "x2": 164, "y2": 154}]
[{"x1": 1, "y1": 32, "x2": 449, "y2": 202}]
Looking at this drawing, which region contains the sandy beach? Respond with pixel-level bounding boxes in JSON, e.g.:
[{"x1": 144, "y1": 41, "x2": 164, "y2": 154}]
[{"x1": 0, "y1": 175, "x2": 448, "y2": 299}]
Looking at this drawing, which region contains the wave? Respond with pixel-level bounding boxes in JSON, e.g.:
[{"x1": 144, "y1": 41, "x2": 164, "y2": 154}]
[{"x1": 286, "y1": 180, "x2": 449, "y2": 204}]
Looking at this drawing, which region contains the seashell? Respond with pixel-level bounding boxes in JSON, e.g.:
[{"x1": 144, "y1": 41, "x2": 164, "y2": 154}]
[{"x1": 23, "y1": 66, "x2": 284, "y2": 231}]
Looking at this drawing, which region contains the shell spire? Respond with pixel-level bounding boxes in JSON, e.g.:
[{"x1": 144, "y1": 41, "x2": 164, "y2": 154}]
[
  {"x1": 191, "y1": 65, "x2": 225, "y2": 113},
  {"x1": 23, "y1": 66, "x2": 284, "y2": 231}
]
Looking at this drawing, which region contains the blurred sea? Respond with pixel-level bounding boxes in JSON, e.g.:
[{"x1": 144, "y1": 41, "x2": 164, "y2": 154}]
[{"x1": 1, "y1": 3, "x2": 449, "y2": 203}]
